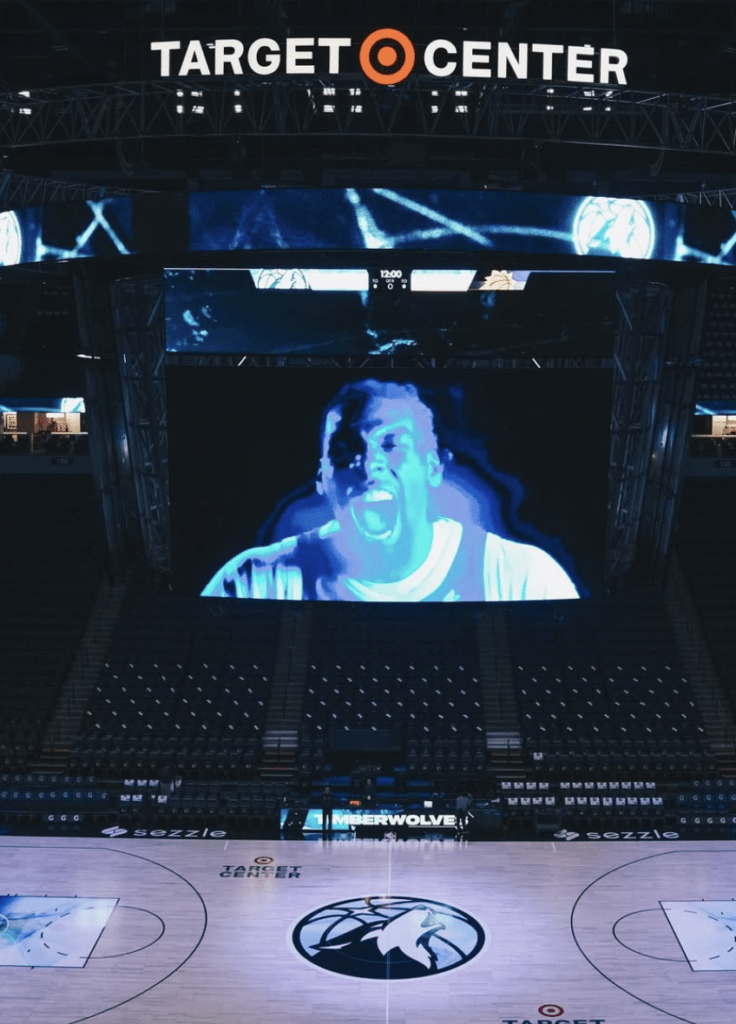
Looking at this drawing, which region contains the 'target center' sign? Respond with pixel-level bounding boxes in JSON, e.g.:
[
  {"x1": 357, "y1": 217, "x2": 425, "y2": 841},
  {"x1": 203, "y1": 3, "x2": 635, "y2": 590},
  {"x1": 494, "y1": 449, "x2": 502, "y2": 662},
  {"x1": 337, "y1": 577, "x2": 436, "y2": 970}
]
[{"x1": 151, "y1": 30, "x2": 630, "y2": 86}]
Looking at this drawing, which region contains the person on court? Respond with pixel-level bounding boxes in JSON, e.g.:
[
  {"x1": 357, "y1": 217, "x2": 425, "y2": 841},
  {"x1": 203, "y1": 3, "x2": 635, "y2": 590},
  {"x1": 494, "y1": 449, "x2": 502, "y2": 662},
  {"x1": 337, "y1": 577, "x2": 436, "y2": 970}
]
[
  {"x1": 321, "y1": 785, "x2": 334, "y2": 834},
  {"x1": 202, "y1": 379, "x2": 579, "y2": 602},
  {"x1": 455, "y1": 792, "x2": 472, "y2": 833}
]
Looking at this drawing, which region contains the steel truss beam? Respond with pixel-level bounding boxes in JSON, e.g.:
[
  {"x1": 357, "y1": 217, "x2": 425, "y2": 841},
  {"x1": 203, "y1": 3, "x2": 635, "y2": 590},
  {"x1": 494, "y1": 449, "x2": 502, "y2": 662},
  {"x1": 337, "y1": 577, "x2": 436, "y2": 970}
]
[
  {"x1": 0, "y1": 170, "x2": 146, "y2": 211},
  {"x1": 2, "y1": 78, "x2": 736, "y2": 154},
  {"x1": 607, "y1": 279, "x2": 672, "y2": 580},
  {"x1": 637, "y1": 281, "x2": 707, "y2": 584},
  {"x1": 75, "y1": 265, "x2": 145, "y2": 579},
  {"x1": 650, "y1": 189, "x2": 736, "y2": 208},
  {"x1": 606, "y1": 276, "x2": 705, "y2": 584},
  {"x1": 112, "y1": 277, "x2": 172, "y2": 581}
]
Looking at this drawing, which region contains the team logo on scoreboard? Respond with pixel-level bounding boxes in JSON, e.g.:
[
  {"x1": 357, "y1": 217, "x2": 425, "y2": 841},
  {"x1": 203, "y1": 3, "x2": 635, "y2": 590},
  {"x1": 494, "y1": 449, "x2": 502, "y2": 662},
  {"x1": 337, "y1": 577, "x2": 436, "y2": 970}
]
[
  {"x1": 0, "y1": 211, "x2": 22, "y2": 267},
  {"x1": 573, "y1": 196, "x2": 656, "y2": 260},
  {"x1": 291, "y1": 896, "x2": 485, "y2": 979}
]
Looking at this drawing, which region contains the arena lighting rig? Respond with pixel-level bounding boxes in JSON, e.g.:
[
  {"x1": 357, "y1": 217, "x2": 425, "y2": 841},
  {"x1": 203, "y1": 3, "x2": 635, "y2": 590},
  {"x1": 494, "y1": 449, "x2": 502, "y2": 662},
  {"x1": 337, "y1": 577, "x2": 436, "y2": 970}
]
[{"x1": 150, "y1": 34, "x2": 630, "y2": 87}]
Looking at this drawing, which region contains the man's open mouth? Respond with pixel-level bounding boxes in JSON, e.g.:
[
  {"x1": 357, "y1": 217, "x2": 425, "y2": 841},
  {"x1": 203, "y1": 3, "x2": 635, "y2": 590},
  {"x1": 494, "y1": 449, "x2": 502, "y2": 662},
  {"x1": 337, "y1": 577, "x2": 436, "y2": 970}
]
[{"x1": 349, "y1": 488, "x2": 399, "y2": 541}]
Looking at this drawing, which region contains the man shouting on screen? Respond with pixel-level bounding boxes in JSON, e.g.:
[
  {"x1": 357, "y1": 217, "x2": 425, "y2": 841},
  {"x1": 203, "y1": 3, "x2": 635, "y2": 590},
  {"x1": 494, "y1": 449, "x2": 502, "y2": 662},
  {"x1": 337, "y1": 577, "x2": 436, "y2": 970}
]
[{"x1": 201, "y1": 379, "x2": 578, "y2": 602}]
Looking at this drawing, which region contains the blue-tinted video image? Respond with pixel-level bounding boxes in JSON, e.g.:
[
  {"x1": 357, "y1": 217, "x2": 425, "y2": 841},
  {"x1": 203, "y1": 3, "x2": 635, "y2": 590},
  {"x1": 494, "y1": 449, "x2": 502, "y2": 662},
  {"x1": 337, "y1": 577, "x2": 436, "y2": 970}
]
[
  {"x1": 0, "y1": 199, "x2": 134, "y2": 267},
  {"x1": 3, "y1": 187, "x2": 736, "y2": 271},
  {"x1": 164, "y1": 266, "x2": 614, "y2": 357},
  {"x1": 2, "y1": 188, "x2": 736, "y2": 270},
  {"x1": 189, "y1": 188, "x2": 673, "y2": 258},
  {"x1": 185, "y1": 188, "x2": 736, "y2": 267},
  {"x1": 169, "y1": 368, "x2": 610, "y2": 603},
  {"x1": 202, "y1": 379, "x2": 579, "y2": 602}
]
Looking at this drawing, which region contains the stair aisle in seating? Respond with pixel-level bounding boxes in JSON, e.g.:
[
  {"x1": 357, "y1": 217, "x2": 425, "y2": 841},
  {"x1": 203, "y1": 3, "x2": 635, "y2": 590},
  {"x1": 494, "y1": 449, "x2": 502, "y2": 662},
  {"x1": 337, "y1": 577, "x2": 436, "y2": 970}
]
[
  {"x1": 475, "y1": 607, "x2": 523, "y2": 778},
  {"x1": 261, "y1": 605, "x2": 313, "y2": 779},
  {"x1": 35, "y1": 577, "x2": 128, "y2": 771},
  {"x1": 664, "y1": 551, "x2": 736, "y2": 774}
]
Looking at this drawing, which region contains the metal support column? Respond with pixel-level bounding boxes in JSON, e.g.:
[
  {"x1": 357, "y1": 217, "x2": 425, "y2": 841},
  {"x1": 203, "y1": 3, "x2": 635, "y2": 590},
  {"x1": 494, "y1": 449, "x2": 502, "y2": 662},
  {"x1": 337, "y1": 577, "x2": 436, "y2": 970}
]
[
  {"x1": 110, "y1": 276, "x2": 172, "y2": 583},
  {"x1": 607, "y1": 277, "x2": 672, "y2": 580},
  {"x1": 74, "y1": 265, "x2": 143, "y2": 580},
  {"x1": 638, "y1": 279, "x2": 708, "y2": 584}
]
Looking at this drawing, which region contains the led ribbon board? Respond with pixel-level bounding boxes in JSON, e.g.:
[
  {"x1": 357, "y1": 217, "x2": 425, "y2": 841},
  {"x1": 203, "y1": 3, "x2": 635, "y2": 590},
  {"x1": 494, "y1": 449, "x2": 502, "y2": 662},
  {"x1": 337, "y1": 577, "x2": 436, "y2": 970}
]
[{"x1": 0, "y1": 189, "x2": 734, "y2": 267}]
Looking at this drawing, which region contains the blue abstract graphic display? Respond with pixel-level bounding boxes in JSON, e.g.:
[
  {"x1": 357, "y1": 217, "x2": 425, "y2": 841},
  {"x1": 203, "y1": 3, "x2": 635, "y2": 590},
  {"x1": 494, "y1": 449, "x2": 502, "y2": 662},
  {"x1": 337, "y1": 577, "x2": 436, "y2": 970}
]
[
  {"x1": 2, "y1": 187, "x2": 736, "y2": 268},
  {"x1": 0, "y1": 199, "x2": 133, "y2": 266},
  {"x1": 168, "y1": 368, "x2": 610, "y2": 603},
  {"x1": 190, "y1": 189, "x2": 678, "y2": 259},
  {"x1": 0, "y1": 397, "x2": 84, "y2": 413},
  {"x1": 186, "y1": 188, "x2": 735, "y2": 264}
]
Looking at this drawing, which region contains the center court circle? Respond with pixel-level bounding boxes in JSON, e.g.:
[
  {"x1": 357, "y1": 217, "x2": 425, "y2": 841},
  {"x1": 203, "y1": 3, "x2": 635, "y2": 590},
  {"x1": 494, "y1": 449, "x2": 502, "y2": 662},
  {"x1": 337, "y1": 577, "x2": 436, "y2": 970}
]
[
  {"x1": 292, "y1": 895, "x2": 485, "y2": 980},
  {"x1": 359, "y1": 29, "x2": 416, "y2": 85}
]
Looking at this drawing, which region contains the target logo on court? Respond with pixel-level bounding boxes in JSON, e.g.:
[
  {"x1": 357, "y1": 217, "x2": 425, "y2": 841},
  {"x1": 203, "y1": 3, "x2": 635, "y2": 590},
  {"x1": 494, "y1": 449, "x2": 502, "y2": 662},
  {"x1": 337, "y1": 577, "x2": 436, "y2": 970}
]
[
  {"x1": 292, "y1": 896, "x2": 484, "y2": 980},
  {"x1": 538, "y1": 1006, "x2": 565, "y2": 1019},
  {"x1": 359, "y1": 29, "x2": 416, "y2": 85}
]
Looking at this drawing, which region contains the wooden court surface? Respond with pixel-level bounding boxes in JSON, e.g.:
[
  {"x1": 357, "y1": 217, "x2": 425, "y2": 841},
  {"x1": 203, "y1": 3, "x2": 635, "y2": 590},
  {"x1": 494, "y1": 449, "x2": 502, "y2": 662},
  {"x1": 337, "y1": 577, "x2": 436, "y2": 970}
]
[{"x1": 2, "y1": 835, "x2": 736, "y2": 1024}]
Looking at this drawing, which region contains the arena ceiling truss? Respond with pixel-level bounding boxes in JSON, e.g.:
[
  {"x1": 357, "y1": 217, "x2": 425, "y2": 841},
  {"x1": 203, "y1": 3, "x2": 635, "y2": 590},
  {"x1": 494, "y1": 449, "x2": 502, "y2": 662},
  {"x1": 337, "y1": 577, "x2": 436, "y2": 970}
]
[{"x1": 1, "y1": 78, "x2": 736, "y2": 155}]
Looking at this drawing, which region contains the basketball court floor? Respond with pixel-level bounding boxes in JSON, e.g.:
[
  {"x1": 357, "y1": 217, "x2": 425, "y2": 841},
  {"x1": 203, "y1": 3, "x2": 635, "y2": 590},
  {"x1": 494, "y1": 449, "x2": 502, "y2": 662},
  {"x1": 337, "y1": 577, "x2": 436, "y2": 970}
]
[{"x1": 2, "y1": 835, "x2": 735, "y2": 1024}]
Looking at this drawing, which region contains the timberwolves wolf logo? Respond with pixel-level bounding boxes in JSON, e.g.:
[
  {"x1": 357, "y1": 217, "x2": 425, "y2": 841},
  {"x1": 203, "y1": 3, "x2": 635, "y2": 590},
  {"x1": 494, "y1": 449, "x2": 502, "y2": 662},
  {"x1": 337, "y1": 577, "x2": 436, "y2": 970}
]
[
  {"x1": 292, "y1": 896, "x2": 485, "y2": 979},
  {"x1": 572, "y1": 196, "x2": 656, "y2": 260}
]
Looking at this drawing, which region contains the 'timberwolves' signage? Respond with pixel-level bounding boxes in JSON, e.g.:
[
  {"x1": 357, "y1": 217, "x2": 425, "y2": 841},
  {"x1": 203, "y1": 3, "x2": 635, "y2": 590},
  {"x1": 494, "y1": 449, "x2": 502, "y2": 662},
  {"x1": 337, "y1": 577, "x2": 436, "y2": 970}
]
[
  {"x1": 151, "y1": 31, "x2": 629, "y2": 86},
  {"x1": 304, "y1": 810, "x2": 456, "y2": 830}
]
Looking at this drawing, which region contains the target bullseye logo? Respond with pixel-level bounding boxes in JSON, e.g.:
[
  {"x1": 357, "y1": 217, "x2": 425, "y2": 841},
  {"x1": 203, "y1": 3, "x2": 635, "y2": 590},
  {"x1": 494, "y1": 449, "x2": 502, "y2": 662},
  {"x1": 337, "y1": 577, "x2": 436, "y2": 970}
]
[
  {"x1": 538, "y1": 1006, "x2": 564, "y2": 1018},
  {"x1": 360, "y1": 29, "x2": 415, "y2": 84},
  {"x1": 254, "y1": 856, "x2": 273, "y2": 865}
]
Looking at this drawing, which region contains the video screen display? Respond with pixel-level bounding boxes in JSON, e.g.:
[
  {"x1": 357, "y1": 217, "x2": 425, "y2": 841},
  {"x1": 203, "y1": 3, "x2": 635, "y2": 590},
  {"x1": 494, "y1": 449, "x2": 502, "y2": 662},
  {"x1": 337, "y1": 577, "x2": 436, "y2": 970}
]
[
  {"x1": 165, "y1": 266, "x2": 613, "y2": 357},
  {"x1": 0, "y1": 397, "x2": 85, "y2": 414},
  {"x1": 189, "y1": 189, "x2": 680, "y2": 261},
  {"x1": 3, "y1": 187, "x2": 736, "y2": 269},
  {"x1": 168, "y1": 366, "x2": 611, "y2": 603}
]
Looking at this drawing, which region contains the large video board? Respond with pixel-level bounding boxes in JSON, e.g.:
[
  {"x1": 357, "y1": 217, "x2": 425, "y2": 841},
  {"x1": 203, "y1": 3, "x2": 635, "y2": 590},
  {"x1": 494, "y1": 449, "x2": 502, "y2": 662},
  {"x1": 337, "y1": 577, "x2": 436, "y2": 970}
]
[
  {"x1": 2, "y1": 189, "x2": 736, "y2": 268},
  {"x1": 168, "y1": 360, "x2": 610, "y2": 604},
  {"x1": 164, "y1": 265, "x2": 613, "y2": 356}
]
